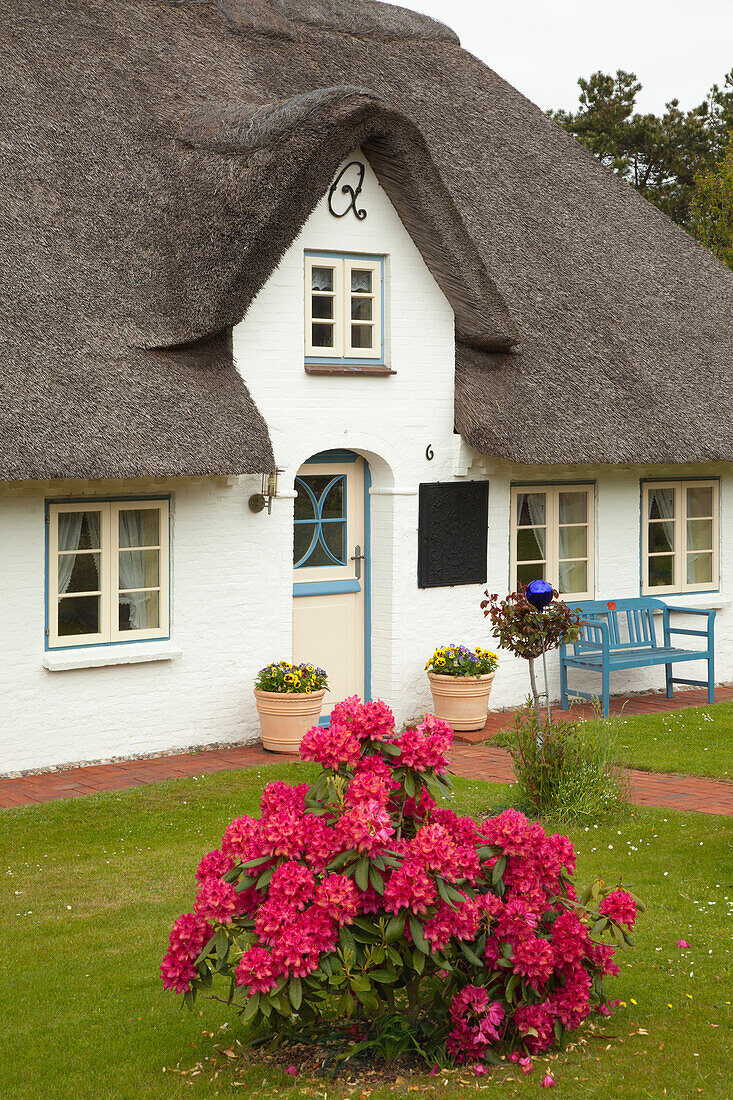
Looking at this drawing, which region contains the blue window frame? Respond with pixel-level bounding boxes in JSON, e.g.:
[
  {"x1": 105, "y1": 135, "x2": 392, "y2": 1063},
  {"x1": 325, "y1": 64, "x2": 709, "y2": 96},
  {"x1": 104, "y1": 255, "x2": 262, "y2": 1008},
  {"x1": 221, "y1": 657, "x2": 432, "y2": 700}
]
[
  {"x1": 293, "y1": 474, "x2": 348, "y2": 568},
  {"x1": 304, "y1": 251, "x2": 386, "y2": 366}
]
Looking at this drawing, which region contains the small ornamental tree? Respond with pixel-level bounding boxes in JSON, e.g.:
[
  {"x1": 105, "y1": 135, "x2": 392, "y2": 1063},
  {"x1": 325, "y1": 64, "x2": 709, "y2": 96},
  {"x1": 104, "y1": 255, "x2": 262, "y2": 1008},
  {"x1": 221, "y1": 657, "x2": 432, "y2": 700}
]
[
  {"x1": 161, "y1": 698, "x2": 641, "y2": 1071},
  {"x1": 481, "y1": 588, "x2": 582, "y2": 736}
]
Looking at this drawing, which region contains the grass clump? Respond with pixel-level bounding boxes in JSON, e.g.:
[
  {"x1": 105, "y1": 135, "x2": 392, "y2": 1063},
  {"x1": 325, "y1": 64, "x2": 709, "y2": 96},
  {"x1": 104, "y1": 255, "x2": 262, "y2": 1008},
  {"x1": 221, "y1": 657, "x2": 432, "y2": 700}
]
[{"x1": 506, "y1": 706, "x2": 629, "y2": 824}]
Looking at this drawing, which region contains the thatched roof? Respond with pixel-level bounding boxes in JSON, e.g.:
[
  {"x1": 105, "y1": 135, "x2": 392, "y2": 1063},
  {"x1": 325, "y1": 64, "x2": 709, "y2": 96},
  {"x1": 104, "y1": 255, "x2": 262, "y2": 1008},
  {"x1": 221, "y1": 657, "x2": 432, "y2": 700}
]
[{"x1": 4, "y1": 0, "x2": 733, "y2": 479}]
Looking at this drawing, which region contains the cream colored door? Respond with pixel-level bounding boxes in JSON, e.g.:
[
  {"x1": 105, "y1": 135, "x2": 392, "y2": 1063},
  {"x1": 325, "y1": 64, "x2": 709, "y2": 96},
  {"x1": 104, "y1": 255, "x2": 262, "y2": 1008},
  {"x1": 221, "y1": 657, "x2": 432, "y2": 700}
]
[{"x1": 292, "y1": 456, "x2": 366, "y2": 716}]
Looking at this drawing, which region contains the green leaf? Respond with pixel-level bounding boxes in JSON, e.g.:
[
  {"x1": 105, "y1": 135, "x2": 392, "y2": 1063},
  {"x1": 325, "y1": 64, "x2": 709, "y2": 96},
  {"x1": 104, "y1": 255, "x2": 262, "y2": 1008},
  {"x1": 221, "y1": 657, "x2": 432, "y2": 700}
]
[
  {"x1": 369, "y1": 968, "x2": 397, "y2": 984},
  {"x1": 194, "y1": 932, "x2": 217, "y2": 967},
  {"x1": 256, "y1": 866, "x2": 275, "y2": 889},
  {"x1": 327, "y1": 851, "x2": 354, "y2": 871},
  {"x1": 288, "y1": 977, "x2": 302, "y2": 1011},
  {"x1": 221, "y1": 864, "x2": 244, "y2": 883},
  {"x1": 369, "y1": 865, "x2": 385, "y2": 894},
  {"x1": 355, "y1": 857, "x2": 369, "y2": 892},
  {"x1": 215, "y1": 928, "x2": 229, "y2": 957},
  {"x1": 409, "y1": 915, "x2": 429, "y2": 954},
  {"x1": 412, "y1": 948, "x2": 426, "y2": 974},
  {"x1": 339, "y1": 925, "x2": 357, "y2": 955},
  {"x1": 242, "y1": 992, "x2": 260, "y2": 1023},
  {"x1": 386, "y1": 913, "x2": 406, "y2": 943},
  {"x1": 491, "y1": 855, "x2": 507, "y2": 886},
  {"x1": 436, "y1": 876, "x2": 458, "y2": 910},
  {"x1": 458, "y1": 940, "x2": 484, "y2": 968},
  {"x1": 404, "y1": 771, "x2": 416, "y2": 797},
  {"x1": 505, "y1": 972, "x2": 521, "y2": 1002},
  {"x1": 379, "y1": 741, "x2": 402, "y2": 757},
  {"x1": 242, "y1": 855, "x2": 272, "y2": 870}
]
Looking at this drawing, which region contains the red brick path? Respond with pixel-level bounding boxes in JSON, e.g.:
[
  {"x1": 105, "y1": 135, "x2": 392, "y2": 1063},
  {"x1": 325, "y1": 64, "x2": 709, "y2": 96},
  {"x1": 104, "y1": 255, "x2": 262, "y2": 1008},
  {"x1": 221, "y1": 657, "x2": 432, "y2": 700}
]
[
  {"x1": 1, "y1": 688, "x2": 731, "y2": 816},
  {"x1": 452, "y1": 684, "x2": 733, "y2": 744}
]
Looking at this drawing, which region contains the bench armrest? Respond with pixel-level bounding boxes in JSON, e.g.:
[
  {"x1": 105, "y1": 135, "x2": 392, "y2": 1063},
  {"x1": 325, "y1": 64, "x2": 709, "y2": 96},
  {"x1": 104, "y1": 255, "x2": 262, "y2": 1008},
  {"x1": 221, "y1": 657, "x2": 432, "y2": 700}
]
[
  {"x1": 561, "y1": 616, "x2": 610, "y2": 656},
  {"x1": 662, "y1": 606, "x2": 716, "y2": 647}
]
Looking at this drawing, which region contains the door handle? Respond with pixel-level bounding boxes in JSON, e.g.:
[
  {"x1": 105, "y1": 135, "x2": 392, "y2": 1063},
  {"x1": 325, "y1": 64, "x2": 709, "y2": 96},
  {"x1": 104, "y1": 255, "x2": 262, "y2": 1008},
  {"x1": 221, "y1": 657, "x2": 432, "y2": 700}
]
[{"x1": 350, "y1": 544, "x2": 365, "y2": 580}]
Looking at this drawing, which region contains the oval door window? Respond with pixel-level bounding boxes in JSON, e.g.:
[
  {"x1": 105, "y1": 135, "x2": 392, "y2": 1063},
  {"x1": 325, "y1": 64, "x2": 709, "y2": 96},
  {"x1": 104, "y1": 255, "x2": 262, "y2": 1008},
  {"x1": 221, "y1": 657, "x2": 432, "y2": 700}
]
[{"x1": 293, "y1": 474, "x2": 347, "y2": 568}]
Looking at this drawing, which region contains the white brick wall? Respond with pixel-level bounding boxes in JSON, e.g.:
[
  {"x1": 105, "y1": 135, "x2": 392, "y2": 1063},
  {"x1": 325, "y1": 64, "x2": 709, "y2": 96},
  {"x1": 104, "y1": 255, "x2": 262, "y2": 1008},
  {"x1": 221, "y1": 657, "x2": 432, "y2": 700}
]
[{"x1": 1, "y1": 153, "x2": 731, "y2": 773}]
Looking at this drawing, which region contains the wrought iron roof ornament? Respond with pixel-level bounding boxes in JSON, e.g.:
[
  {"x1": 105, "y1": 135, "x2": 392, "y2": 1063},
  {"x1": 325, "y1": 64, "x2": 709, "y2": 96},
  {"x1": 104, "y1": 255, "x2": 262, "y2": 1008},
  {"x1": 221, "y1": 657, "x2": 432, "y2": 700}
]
[{"x1": 327, "y1": 161, "x2": 367, "y2": 220}]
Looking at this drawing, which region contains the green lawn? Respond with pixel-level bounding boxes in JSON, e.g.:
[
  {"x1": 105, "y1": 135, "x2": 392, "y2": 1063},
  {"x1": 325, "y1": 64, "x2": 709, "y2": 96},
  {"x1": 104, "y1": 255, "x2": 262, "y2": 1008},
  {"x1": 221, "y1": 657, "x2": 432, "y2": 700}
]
[
  {"x1": 1, "y1": 765, "x2": 731, "y2": 1099},
  {"x1": 492, "y1": 701, "x2": 733, "y2": 780},
  {"x1": 607, "y1": 702, "x2": 733, "y2": 780}
]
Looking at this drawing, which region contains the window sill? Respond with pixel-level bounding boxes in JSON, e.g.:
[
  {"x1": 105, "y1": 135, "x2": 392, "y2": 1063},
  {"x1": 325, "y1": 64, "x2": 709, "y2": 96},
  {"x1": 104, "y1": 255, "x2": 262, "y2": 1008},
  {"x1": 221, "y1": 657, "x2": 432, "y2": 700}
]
[
  {"x1": 43, "y1": 642, "x2": 182, "y2": 672},
  {"x1": 304, "y1": 363, "x2": 395, "y2": 376},
  {"x1": 646, "y1": 594, "x2": 731, "y2": 610}
]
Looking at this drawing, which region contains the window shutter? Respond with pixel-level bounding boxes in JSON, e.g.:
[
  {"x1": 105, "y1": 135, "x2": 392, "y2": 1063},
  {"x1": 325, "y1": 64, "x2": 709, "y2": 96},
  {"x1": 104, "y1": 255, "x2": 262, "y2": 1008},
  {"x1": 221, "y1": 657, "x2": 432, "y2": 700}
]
[{"x1": 418, "y1": 482, "x2": 489, "y2": 588}]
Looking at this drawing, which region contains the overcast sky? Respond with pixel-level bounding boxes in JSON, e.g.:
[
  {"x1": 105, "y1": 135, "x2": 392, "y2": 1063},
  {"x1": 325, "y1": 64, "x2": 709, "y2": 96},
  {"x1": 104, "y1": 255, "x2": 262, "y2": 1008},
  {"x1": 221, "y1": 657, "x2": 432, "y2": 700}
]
[{"x1": 401, "y1": 0, "x2": 733, "y2": 115}]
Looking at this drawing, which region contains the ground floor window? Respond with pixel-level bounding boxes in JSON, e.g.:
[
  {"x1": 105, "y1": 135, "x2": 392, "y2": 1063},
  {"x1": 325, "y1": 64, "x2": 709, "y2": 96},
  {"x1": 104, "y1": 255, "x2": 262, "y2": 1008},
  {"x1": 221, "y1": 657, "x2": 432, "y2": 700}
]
[
  {"x1": 641, "y1": 480, "x2": 719, "y2": 594},
  {"x1": 510, "y1": 483, "x2": 594, "y2": 599},
  {"x1": 47, "y1": 499, "x2": 169, "y2": 647}
]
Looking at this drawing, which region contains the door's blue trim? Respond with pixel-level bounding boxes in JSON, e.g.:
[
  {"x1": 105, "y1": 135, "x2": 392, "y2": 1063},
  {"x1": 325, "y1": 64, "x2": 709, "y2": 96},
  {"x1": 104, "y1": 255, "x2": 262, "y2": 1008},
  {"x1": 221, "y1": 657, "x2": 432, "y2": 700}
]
[
  {"x1": 293, "y1": 579, "x2": 361, "y2": 597},
  {"x1": 294, "y1": 450, "x2": 372, "y2": 706},
  {"x1": 363, "y1": 461, "x2": 372, "y2": 702},
  {"x1": 303, "y1": 449, "x2": 358, "y2": 464}
]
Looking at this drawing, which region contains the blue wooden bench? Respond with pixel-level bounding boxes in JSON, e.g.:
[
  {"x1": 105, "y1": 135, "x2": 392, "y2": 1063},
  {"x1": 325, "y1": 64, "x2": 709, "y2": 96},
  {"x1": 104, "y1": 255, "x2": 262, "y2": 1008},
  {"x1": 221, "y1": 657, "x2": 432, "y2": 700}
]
[{"x1": 559, "y1": 597, "x2": 716, "y2": 717}]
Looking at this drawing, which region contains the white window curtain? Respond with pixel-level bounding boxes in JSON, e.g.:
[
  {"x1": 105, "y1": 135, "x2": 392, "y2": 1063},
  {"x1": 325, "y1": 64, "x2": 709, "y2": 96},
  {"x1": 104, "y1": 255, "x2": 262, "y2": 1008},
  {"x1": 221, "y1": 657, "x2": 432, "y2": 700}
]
[
  {"x1": 57, "y1": 511, "x2": 100, "y2": 594},
  {"x1": 118, "y1": 510, "x2": 150, "y2": 628},
  {"x1": 651, "y1": 487, "x2": 675, "y2": 520}
]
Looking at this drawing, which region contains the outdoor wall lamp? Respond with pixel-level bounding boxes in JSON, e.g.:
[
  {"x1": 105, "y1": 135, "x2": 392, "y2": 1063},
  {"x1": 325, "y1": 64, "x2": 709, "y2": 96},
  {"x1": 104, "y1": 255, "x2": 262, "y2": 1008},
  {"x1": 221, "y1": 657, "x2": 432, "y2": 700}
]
[{"x1": 249, "y1": 469, "x2": 281, "y2": 515}]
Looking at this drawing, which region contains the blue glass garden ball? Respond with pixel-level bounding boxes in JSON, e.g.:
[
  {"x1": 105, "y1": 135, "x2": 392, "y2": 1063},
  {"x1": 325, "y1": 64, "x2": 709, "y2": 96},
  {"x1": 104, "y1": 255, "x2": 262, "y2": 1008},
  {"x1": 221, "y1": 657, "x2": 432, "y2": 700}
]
[{"x1": 526, "y1": 579, "x2": 554, "y2": 610}]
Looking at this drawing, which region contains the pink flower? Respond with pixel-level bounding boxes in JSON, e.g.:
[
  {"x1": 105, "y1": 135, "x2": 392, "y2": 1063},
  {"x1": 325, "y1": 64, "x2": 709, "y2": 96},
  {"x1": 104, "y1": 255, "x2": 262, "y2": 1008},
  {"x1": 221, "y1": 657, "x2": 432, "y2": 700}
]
[
  {"x1": 512, "y1": 934, "x2": 555, "y2": 988},
  {"x1": 349, "y1": 699, "x2": 396, "y2": 742},
  {"x1": 676, "y1": 939, "x2": 689, "y2": 949},
  {"x1": 300, "y1": 721, "x2": 361, "y2": 769},
  {"x1": 473, "y1": 1064, "x2": 490, "y2": 1075},
  {"x1": 268, "y1": 861, "x2": 315, "y2": 911},
  {"x1": 541, "y1": 1073, "x2": 556, "y2": 1087},
  {"x1": 235, "y1": 945, "x2": 284, "y2": 994},
  {"x1": 513, "y1": 1004, "x2": 555, "y2": 1054},
  {"x1": 520, "y1": 1057, "x2": 534, "y2": 1075},
  {"x1": 260, "y1": 781, "x2": 308, "y2": 818},
  {"x1": 314, "y1": 874, "x2": 360, "y2": 924},
  {"x1": 194, "y1": 878, "x2": 243, "y2": 925},
  {"x1": 285, "y1": 1065, "x2": 298, "y2": 1077},
  {"x1": 395, "y1": 715, "x2": 452, "y2": 772},
  {"x1": 383, "y1": 859, "x2": 437, "y2": 915},
  {"x1": 220, "y1": 815, "x2": 264, "y2": 862},
  {"x1": 336, "y1": 799, "x2": 394, "y2": 853},
  {"x1": 160, "y1": 912, "x2": 213, "y2": 993},
  {"x1": 599, "y1": 888, "x2": 637, "y2": 929},
  {"x1": 196, "y1": 849, "x2": 235, "y2": 883},
  {"x1": 160, "y1": 949, "x2": 198, "y2": 993}
]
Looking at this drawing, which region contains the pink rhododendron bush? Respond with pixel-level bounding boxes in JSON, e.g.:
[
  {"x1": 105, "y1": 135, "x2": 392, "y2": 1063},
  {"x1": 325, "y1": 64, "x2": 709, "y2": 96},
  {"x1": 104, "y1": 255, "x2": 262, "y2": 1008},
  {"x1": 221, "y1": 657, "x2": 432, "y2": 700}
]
[{"x1": 162, "y1": 698, "x2": 642, "y2": 1069}]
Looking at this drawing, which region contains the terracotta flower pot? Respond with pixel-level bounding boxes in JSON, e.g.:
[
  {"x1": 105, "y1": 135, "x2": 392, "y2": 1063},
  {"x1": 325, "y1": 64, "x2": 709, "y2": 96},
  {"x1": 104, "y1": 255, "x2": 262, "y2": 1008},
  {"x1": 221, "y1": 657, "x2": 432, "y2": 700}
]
[
  {"x1": 427, "y1": 672, "x2": 495, "y2": 731},
  {"x1": 254, "y1": 688, "x2": 326, "y2": 753}
]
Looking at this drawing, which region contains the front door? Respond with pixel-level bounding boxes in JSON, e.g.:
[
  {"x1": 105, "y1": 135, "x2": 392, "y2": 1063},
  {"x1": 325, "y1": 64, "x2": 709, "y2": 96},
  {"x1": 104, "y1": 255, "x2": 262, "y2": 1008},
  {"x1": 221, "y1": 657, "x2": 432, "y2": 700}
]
[{"x1": 292, "y1": 455, "x2": 366, "y2": 715}]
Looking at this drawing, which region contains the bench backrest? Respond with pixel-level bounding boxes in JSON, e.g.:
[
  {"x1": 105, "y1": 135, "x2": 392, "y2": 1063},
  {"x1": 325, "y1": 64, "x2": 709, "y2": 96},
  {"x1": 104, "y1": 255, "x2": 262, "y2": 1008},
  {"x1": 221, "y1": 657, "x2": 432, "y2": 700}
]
[{"x1": 567, "y1": 597, "x2": 667, "y2": 652}]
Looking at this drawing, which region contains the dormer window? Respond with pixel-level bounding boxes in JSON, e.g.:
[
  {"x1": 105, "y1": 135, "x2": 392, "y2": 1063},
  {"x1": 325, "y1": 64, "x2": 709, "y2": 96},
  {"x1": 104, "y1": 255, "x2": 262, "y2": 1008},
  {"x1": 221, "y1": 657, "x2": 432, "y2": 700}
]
[{"x1": 305, "y1": 253, "x2": 388, "y2": 372}]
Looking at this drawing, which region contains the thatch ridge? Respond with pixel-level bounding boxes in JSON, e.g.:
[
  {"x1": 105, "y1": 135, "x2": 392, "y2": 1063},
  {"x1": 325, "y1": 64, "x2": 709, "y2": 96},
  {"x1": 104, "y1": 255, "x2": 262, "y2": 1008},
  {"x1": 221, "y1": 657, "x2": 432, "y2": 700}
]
[
  {"x1": 3, "y1": 0, "x2": 733, "y2": 479},
  {"x1": 180, "y1": 85, "x2": 520, "y2": 351}
]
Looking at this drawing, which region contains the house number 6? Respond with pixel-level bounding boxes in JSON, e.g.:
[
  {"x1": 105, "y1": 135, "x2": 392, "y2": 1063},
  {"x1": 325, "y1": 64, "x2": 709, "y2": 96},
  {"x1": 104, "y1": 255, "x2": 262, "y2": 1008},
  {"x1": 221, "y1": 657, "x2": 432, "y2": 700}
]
[{"x1": 425, "y1": 445, "x2": 434, "y2": 461}]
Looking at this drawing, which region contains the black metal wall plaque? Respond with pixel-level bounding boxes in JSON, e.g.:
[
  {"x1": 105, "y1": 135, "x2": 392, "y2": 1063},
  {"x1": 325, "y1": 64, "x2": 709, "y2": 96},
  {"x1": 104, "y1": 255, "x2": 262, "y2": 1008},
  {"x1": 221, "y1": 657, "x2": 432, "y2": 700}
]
[
  {"x1": 327, "y1": 161, "x2": 367, "y2": 220},
  {"x1": 418, "y1": 482, "x2": 489, "y2": 588}
]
